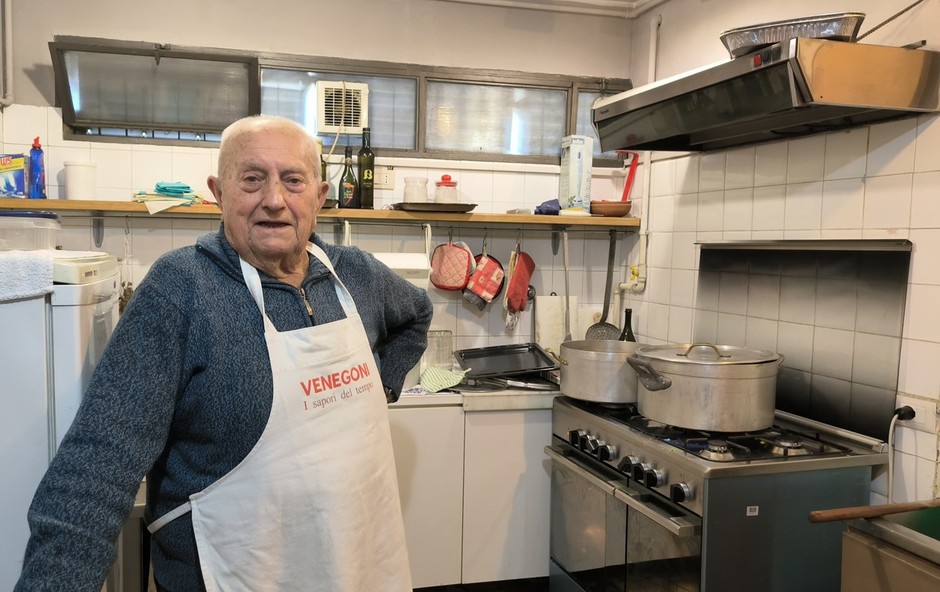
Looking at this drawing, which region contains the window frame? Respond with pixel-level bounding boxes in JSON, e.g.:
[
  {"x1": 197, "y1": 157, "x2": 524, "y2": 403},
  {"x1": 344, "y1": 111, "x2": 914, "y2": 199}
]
[
  {"x1": 50, "y1": 36, "x2": 261, "y2": 141},
  {"x1": 51, "y1": 36, "x2": 631, "y2": 165}
]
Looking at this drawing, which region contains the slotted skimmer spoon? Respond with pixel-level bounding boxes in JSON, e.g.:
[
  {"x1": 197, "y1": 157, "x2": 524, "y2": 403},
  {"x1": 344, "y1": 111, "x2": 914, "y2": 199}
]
[{"x1": 585, "y1": 229, "x2": 620, "y2": 340}]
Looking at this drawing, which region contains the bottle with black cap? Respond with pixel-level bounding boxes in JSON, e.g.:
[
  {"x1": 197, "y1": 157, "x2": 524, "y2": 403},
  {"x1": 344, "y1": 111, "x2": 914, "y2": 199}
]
[{"x1": 618, "y1": 308, "x2": 636, "y2": 342}]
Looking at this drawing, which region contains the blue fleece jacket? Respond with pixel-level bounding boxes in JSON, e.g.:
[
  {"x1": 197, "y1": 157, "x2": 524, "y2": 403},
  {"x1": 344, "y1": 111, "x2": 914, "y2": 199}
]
[{"x1": 15, "y1": 227, "x2": 432, "y2": 592}]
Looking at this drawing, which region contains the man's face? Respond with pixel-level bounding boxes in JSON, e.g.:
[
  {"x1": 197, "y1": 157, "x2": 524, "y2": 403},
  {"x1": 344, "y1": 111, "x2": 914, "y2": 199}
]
[{"x1": 209, "y1": 125, "x2": 327, "y2": 267}]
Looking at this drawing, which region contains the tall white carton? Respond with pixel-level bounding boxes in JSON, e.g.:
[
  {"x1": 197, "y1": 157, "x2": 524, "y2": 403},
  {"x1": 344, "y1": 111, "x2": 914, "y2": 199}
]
[{"x1": 559, "y1": 135, "x2": 593, "y2": 213}]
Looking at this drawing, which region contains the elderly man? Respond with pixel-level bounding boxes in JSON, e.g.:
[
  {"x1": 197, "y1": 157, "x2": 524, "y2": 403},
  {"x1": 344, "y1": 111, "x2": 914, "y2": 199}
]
[{"x1": 16, "y1": 115, "x2": 431, "y2": 591}]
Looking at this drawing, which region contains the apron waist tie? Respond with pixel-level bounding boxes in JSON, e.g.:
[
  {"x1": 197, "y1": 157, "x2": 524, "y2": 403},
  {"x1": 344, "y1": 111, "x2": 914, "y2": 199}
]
[{"x1": 148, "y1": 501, "x2": 193, "y2": 534}]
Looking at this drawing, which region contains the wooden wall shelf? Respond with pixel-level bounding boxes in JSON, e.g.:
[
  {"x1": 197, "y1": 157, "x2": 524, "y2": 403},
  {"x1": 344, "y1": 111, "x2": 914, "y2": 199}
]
[{"x1": 0, "y1": 198, "x2": 640, "y2": 229}]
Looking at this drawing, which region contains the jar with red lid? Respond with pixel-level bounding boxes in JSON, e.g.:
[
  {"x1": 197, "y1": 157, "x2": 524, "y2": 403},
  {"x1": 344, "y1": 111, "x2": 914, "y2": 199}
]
[{"x1": 434, "y1": 174, "x2": 458, "y2": 204}]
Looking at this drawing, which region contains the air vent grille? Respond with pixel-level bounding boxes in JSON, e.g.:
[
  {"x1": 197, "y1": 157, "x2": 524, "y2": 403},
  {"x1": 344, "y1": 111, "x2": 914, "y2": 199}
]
[{"x1": 316, "y1": 81, "x2": 369, "y2": 134}]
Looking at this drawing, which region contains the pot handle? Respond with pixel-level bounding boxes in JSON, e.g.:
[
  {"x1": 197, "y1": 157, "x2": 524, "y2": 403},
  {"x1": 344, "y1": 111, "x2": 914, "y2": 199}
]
[
  {"x1": 544, "y1": 348, "x2": 567, "y2": 366},
  {"x1": 627, "y1": 355, "x2": 672, "y2": 391},
  {"x1": 678, "y1": 343, "x2": 730, "y2": 358}
]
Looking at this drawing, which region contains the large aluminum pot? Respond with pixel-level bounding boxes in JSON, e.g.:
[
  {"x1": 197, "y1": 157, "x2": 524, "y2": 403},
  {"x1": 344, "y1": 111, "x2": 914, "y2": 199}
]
[
  {"x1": 559, "y1": 340, "x2": 640, "y2": 404},
  {"x1": 627, "y1": 343, "x2": 783, "y2": 432}
]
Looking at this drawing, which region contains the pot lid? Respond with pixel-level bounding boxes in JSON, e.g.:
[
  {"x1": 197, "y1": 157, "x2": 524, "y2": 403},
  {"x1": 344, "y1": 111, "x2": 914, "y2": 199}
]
[{"x1": 636, "y1": 343, "x2": 780, "y2": 365}]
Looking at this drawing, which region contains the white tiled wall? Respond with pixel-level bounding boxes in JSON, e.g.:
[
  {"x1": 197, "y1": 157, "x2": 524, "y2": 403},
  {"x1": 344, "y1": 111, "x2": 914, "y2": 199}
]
[
  {"x1": 633, "y1": 113, "x2": 940, "y2": 503},
  {"x1": 5, "y1": 104, "x2": 937, "y2": 501},
  {"x1": 1, "y1": 105, "x2": 635, "y2": 354}
]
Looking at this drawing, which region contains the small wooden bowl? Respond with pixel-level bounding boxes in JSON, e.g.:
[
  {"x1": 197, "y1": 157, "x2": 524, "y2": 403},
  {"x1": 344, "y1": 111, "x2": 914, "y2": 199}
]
[{"x1": 590, "y1": 200, "x2": 632, "y2": 217}]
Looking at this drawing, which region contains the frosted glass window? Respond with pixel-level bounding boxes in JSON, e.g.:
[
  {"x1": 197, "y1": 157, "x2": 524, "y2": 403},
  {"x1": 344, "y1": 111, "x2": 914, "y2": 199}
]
[
  {"x1": 426, "y1": 82, "x2": 567, "y2": 157},
  {"x1": 576, "y1": 91, "x2": 619, "y2": 160},
  {"x1": 61, "y1": 51, "x2": 250, "y2": 132},
  {"x1": 261, "y1": 69, "x2": 417, "y2": 151}
]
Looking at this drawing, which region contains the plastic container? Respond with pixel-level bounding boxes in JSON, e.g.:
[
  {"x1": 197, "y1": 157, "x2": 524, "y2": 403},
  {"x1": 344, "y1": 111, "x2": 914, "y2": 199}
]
[
  {"x1": 434, "y1": 175, "x2": 458, "y2": 204},
  {"x1": 28, "y1": 137, "x2": 46, "y2": 199},
  {"x1": 403, "y1": 177, "x2": 428, "y2": 203},
  {"x1": 0, "y1": 211, "x2": 61, "y2": 250},
  {"x1": 64, "y1": 161, "x2": 97, "y2": 199}
]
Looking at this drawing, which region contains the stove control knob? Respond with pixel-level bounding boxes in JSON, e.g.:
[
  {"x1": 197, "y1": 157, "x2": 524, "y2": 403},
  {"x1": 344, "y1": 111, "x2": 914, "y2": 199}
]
[
  {"x1": 596, "y1": 442, "x2": 617, "y2": 461},
  {"x1": 632, "y1": 462, "x2": 652, "y2": 483},
  {"x1": 617, "y1": 455, "x2": 640, "y2": 473},
  {"x1": 584, "y1": 435, "x2": 600, "y2": 453},
  {"x1": 568, "y1": 429, "x2": 586, "y2": 448},
  {"x1": 670, "y1": 482, "x2": 694, "y2": 503},
  {"x1": 644, "y1": 468, "x2": 667, "y2": 487}
]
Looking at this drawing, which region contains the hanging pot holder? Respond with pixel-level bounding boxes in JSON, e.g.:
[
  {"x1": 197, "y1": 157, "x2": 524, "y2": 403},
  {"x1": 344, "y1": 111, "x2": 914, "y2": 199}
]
[
  {"x1": 430, "y1": 240, "x2": 475, "y2": 291},
  {"x1": 462, "y1": 238, "x2": 505, "y2": 310}
]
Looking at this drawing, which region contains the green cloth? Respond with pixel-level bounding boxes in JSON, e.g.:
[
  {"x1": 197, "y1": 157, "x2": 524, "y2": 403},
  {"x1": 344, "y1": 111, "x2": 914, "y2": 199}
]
[{"x1": 419, "y1": 366, "x2": 468, "y2": 393}]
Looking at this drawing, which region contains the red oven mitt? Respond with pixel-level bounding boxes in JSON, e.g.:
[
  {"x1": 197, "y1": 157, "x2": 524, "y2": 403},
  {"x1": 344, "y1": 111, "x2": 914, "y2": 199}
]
[{"x1": 505, "y1": 251, "x2": 535, "y2": 314}]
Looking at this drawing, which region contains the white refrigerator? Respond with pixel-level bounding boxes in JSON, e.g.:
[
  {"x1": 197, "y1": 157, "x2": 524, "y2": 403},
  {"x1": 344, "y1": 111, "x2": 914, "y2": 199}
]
[{"x1": 0, "y1": 265, "x2": 119, "y2": 589}]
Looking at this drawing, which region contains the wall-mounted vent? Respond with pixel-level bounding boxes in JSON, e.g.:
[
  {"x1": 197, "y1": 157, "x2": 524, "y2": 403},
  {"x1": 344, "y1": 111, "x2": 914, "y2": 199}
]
[{"x1": 316, "y1": 81, "x2": 369, "y2": 134}]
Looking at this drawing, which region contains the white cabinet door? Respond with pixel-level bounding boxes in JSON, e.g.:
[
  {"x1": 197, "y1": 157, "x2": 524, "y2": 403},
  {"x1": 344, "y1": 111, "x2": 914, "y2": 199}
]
[
  {"x1": 462, "y1": 408, "x2": 552, "y2": 584},
  {"x1": 388, "y1": 404, "x2": 464, "y2": 588}
]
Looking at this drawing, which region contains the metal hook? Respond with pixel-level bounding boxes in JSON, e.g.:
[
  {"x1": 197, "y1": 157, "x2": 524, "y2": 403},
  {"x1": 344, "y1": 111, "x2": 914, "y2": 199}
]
[
  {"x1": 481, "y1": 230, "x2": 488, "y2": 256},
  {"x1": 124, "y1": 216, "x2": 130, "y2": 236},
  {"x1": 448, "y1": 227, "x2": 454, "y2": 243},
  {"x1": 423, "y1": 223, "x2": 432, "y2": 259}
]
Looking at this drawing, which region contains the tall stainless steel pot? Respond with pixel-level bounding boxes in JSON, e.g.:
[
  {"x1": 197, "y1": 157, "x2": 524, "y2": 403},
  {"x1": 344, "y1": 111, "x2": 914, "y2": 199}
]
[
  {"x1": 627, "y1": 343, "x2": 783, "y2": 432},
  {"x1": 558, "y1": 340, "x2": 640, "y2": 404}
]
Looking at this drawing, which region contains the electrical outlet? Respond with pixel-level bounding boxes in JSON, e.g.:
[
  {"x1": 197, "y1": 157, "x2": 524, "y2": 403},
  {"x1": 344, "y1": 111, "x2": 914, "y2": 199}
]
[
  {"x1": 374, "y1": 165, "x2": 395, "y2": 190},
  {"x1": 896, "y1": 395, "x2": 938, "y2": 434}
]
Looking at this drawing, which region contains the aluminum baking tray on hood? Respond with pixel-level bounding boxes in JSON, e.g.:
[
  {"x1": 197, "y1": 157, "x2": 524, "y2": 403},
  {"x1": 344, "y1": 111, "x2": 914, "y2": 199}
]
[
  {"x1": 720, "y1": 11, "x2": 865, "y2": 58},
  {"x1": 454, "y1": 342, "x2": 559, "y2": 379}
]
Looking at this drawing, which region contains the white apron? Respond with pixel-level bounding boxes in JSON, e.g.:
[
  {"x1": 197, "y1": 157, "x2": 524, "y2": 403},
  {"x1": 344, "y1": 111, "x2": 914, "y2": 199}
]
[{"x1": 149, "y1": 243, "x2": 412, "y2": 592}]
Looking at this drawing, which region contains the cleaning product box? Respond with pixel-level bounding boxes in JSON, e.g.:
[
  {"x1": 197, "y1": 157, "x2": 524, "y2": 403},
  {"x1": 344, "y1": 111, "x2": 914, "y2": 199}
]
[
  {"x1": 0, "y1": 153, "x2": 27, "y2": 198},
  {"x1": 559, "y1": 135, "x2": 593, "y2": 213}
]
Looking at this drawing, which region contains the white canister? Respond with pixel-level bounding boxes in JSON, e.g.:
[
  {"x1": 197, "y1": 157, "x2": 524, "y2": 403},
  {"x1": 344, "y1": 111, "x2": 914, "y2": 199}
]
[
  {"x1": 403, "y1": 177, "x2": 428, "y2": 203},
  {"x1": 434, "y1": 175, "x2": 458, "y2": 204},
  {"x1": 64, "y1": 161, "x2": 97, "y2": 199}
]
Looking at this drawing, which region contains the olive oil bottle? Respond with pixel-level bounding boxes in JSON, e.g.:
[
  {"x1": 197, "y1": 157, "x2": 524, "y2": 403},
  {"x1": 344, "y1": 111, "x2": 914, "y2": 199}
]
[
  {"x1": 357, "y1": 127, "x2": 375, "y2": 209},
  {"x1": 339, "y1": 146, "x2": 359, "y2": 208}
]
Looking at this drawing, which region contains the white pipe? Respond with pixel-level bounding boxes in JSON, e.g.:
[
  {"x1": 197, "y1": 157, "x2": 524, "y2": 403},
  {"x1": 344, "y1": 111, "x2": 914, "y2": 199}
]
[
  {"x1": 0, "y1": 0, "x2": 13, "y2": 108},
  {"x1": 618, "y1": 13, "x2": 660, "y2": 296}
]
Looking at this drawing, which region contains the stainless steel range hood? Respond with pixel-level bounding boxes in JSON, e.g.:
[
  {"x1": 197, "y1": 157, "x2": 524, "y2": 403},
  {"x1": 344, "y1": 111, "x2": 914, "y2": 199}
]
[{"x1": 593, "y1": 37, "x2": 940, "y2": 152}]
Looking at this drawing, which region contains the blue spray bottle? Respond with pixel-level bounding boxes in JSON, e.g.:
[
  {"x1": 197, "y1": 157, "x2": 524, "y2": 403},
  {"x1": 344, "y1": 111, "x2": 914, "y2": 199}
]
[{"x1": 28, "y1": 137, "x2": 46, "y2": 199}]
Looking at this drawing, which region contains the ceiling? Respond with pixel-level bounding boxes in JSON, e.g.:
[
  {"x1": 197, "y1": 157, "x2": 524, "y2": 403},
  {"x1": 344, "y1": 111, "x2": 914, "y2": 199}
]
[{"x1": 437, "y1": 0, "x2": 668, "y2": 19}]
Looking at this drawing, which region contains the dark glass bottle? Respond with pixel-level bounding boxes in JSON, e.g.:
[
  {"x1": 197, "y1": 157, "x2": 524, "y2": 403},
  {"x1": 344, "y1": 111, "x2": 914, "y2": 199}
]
[
  {"x1": 357, "y1": 127, "x2": 375, "y2": 209},
  {"x1": 618, "y1": 308, "x2": 636, "y2": 342},
  {"x1": 339, "y1": 146, "x2": 359, "y2": 208}
]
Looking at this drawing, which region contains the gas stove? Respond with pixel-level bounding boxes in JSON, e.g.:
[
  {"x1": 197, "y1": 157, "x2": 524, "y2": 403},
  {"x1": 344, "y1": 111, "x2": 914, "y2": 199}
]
[
  {"x1": 548, "y1": 395, "x2": 889, "y2": 591},
  {"x1": 554, "y1": 396, "x2": 886, "y2": 515}
]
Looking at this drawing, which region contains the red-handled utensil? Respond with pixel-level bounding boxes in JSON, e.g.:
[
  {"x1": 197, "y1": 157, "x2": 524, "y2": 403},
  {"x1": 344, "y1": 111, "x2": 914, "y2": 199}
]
[{"x1": 616, "y1": 151, "x2": 639, "y2": 202}]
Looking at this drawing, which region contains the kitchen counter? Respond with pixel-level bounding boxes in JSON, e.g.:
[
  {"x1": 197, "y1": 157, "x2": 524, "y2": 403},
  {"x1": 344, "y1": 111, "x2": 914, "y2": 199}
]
[
  {"x1": 848, "y1": 508, "x2": 940, "y2": 565},
  {"x1": 392, "y1": 388, "x2": 558, "y2": 411},
  {"x1": 841, "y1": 509, "x2": 940, "y2": 591}
]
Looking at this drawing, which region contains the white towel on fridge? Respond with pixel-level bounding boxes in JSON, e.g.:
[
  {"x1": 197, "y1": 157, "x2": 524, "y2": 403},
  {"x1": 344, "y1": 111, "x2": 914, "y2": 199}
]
[{"x1": 0, "y1": 249, "x2": 54, "y2": 301}]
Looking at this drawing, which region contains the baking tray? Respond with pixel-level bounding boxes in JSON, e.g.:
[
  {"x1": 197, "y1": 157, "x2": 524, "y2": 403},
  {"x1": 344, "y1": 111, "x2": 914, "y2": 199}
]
[
  {"x1": 454, "y1": 342, "x2": 559, "y2": 379},
  {"x1": 392, "y1": 202, "x2": 477, "y2": 213}
]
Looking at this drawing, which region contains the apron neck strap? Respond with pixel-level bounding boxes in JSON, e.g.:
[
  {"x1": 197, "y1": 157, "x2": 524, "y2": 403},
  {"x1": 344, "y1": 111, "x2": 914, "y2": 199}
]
[{"x1": 238, "y1": 243, "x2": 357, "y2": 318}]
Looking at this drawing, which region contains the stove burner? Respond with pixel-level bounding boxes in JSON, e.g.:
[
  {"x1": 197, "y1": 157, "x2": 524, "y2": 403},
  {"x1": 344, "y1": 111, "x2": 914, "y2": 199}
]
[
  {"x1": 707, "y1": 439, "x2": 729, "y2": 453},
  {"x1": 774, "y1": 437, "x2": 804, "y2": 449}
]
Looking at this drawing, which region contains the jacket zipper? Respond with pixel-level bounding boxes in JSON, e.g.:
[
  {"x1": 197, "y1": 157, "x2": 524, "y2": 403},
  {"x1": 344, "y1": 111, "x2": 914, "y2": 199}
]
[{"x1": 299, "y1": 287, "x2": 314, "y2": 320}]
